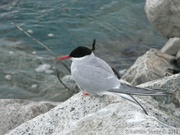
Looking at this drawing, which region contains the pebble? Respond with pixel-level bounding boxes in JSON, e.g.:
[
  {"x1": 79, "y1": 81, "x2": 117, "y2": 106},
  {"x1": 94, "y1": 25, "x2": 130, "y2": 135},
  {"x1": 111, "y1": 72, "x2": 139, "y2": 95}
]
[
  {"x1": 31, "y1": 84, "x2": 38, "y2": 89},
  {"x1": 48, "y1": 33, "x2": 54, "y2": 37},
  {"x1": 5, "y1": 75, "x2": 11, "y2": 80},
  {"x1": 9, "y1": 51, "x2": 15, "y2": 56},
  {"x1": 45, "y1": 69, "x2": 54, "y2": 74},
  {"x1": 35, "y1": 64, "x2": 51, "y2": 73},
  {"x1": 27, "y1": 30, "x2": 33, "y2": 34},
  {"x1": 32, "y1": 51, "x2": 36, "y2": 55}
]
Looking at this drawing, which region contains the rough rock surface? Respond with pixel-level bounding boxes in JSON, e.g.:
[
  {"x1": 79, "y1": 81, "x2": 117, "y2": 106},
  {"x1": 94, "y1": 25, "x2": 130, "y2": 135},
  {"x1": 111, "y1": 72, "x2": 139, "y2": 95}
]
[
  {"x1": 0, "y1": 99, "x2": 58, "y2": 135},
  {"x1": 145, "y1": 0, "x2": 180, "y2": 38},
  {"x1": 161, "y1": 37, "x2": 180, "y2": 55},
  {"x1": 177, "y1": 51, "x2": 180, "y2": 66},
  {"x1": 138, "y1": 73, "x2": 180, "y2": 118},
  {"x1": 121, "y1": 49, "x2": 178, "y2": 85},
  {"x1": 5, "y1": 91, "x2": 180, "y2": 135}
]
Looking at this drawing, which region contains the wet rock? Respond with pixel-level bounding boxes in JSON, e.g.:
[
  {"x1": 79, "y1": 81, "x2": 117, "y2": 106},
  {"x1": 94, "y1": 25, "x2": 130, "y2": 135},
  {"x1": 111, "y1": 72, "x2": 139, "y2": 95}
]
[
  {"x1": 161, "y1": 37, "x2": 180, "y2": 55},
  {"x1": 121, "y1": 49, "x2": 178, "y2": 85},
  {"x1": 0, "y1": 99, "x2": 57, "y2": 135},
  {"x1": 0, "y1": 46, "x2": 74, "y2": 102},
  {"x1": 34, "y1": 63, "x2": 54, "y2": 74},
  {"x1": 4, "y1": 92, "x2": 180, "y2": 135},
  {"x1": 145, "y1": 0, "x2": 180, "y2": 38}
]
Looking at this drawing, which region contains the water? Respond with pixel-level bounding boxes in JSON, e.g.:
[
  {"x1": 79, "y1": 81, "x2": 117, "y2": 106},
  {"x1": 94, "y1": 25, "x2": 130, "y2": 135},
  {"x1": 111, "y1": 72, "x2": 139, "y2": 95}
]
[{"x1": 0, "y1": 0, "x2": 167, "y2": 101}]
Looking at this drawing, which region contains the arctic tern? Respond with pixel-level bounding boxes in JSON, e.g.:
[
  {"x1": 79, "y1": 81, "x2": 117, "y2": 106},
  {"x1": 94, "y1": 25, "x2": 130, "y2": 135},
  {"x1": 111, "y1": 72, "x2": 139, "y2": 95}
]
[{"x1": 58, "y1": 46, "x2": 171, "y2": 114}]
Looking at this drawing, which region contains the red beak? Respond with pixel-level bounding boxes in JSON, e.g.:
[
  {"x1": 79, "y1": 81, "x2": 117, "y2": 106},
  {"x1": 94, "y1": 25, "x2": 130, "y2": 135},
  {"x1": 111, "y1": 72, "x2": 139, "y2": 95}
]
[{"x1": 57, "y1": 55, "x2": 71, "y2": 61}]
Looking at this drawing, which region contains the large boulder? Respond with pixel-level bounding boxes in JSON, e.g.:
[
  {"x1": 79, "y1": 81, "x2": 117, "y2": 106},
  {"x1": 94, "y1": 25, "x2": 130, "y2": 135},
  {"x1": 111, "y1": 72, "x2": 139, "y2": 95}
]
[
  {"x1": 4, "y1": 92, "x2": 180, "y2": 135},
  {"x1": 0, "y1": 99, "x2": 58, "y2": 135},
  {"x1": 121, "y1": 49, "x2": 178, "y2": 85},
  {"x1": 145, "y1": 0, "x2": 180, "y2": 38}
]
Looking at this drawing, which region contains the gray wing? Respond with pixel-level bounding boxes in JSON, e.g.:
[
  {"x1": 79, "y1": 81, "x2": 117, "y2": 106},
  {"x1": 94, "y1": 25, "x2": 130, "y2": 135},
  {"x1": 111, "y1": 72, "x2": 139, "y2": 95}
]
[
  {"x1": 72, "y1": 64, "x2": 120, "y2": 93},
  {"x1": 93, "y1": 57, "x2": 115, "y2": 75}
]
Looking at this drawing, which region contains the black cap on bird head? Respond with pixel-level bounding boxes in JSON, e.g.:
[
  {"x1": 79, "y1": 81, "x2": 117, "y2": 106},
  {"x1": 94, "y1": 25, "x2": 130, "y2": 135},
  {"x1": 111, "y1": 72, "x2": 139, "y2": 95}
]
[
  {"x1": 69, "y1": 46, "x2": 92, "y2": 58},
  {"x1": 58, "y1": 39, "x2": 95, "y2": 61},
  {"x1": 57, "y1": 46, "x2": 92, "y2": 61}
]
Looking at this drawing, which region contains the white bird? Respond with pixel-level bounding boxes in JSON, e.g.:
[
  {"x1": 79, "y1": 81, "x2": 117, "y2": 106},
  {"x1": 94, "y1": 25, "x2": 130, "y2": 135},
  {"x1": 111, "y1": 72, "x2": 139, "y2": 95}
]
[{"x1": 58, "y1": 46, "x2": 172, "y2": 114}]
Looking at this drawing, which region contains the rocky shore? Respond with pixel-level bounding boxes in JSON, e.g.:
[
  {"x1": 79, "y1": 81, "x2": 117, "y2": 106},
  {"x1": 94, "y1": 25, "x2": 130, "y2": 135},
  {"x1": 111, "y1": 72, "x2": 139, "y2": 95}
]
[{"x1": 1, "y1": 0, "x2": 180, "y2": 135}]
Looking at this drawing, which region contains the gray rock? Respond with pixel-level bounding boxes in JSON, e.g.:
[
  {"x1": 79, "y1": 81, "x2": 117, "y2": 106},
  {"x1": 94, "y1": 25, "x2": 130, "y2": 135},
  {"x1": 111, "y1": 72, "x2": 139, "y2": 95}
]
[
  {"x1": 118, "y1": 69, "x2": 127, "y2": 77},
  {"x1": 4, "y1": 92, "x2": 180, "y2": 135},
  {"x1": 138, "y1": 73, "x2": 180, "y2": 118},
  {"x1": 0, "y1": 99, "x2": 58, "y2": 135},
  {"x1": 161, "y1": 37, "x2": 180, "y2": 55},
  {"x1": 176, "y1": 51, "x2": 180, "y2": 66},
  {"x1": 145, "y1": 0, "x2": 180, "y2": 38},
  {"x1": 121, "y1": 49, "x2": 177, "y2": 85}
]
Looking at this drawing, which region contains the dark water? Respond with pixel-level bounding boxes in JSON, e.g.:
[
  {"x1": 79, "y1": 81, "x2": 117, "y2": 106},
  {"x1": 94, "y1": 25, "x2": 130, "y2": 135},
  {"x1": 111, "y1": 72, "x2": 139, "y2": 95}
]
[{"x1": 0, "y1": 0, "x2": 167, "y2": 101}]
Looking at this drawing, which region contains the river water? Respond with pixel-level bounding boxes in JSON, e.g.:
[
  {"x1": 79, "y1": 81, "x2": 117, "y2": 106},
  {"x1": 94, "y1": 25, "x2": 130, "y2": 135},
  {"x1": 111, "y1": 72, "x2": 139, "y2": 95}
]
[{"x1": 0, "y1": 0, "x2": 167, "y2": 101}]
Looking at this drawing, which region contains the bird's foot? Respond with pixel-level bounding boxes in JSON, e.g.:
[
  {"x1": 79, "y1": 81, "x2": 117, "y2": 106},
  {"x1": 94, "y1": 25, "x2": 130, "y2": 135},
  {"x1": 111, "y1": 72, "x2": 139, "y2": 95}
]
[{"x1": 82, "y1": 92, "x2": 89, "y2": 96}]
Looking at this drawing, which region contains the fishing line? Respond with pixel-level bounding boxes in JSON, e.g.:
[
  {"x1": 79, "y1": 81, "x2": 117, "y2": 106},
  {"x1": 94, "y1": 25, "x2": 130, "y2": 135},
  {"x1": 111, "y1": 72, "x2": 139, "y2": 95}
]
[
  {"x1": 12, "y1": 22, "x2": 71, "y2": 91},
  {"x1": 12, "y1": 22, "x2": 71, "y2": 72},
  {"x1": 12, "y1": 23, "x2": 148, "y2": 114}
]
